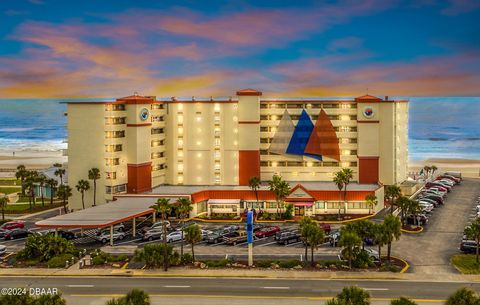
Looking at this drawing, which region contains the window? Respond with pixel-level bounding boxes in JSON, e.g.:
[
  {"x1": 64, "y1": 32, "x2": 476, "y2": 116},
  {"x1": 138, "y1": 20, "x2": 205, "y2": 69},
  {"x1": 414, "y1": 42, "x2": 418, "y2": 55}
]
[
  {"x1": 105, "y1": 158, "x2": 120, "y2": 166},
  {"x1": 105, "y1": 184, "x2": 126, "y2": 194},
  {"x1": 105, "y1": 117, "x2": 126, "y2": 125},
  {"x1": 151, "y1": 128, "x2": 164, "y2": 134},
  {"x1": 151, "y1": 140, "x2": 164, "y2": 147},
  {"x1": 152, "y1": 116, "x2": 164, "y2": 122},
  {"x1": 105, "y1": 104, "x2": 125, "y2": 111},
  {"x1": 105, "y1": 131, "x2": 125, "y2": 138},
  {"x1": 327, "y1": 202, "x2": 341, "y2": 209},
  {"x1": 105, "y1": 144, "x2": 122, "y2": 152},
  {"x1": 266, "y1": 202, "x2": 277, "y2": 209},
  {"x1": 106, "y1": 172, "x2": 116, "y2": 180},
  {"x1": 348, "y1": 202, "x2": 368, "y2": 209},
  {"x1": 152, "y1": 164, "x2": 165, "y2": 171},
  {"x1": 151, "y1": 152, "x2": 164, "y2": 159},
  {"x1": 315, "y1": 201, "x2": 325, "y2": 209},
  {"x1": 151, "y1": 104, "x2": 164, "y2": 110}
]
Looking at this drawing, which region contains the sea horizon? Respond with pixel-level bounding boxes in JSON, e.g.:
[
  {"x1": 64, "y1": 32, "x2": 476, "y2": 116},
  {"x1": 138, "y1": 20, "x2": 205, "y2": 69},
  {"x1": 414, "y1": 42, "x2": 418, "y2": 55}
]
[{"x1": 0, "y1": 96, "x2": 479, "y2": 162}]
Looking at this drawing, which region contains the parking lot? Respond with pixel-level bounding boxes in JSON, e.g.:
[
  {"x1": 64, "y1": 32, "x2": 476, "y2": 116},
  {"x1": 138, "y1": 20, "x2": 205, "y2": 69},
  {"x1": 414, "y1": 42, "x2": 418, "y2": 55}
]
[{"x1": 394, "y1": 178, "x2": 480, "y2": 274}]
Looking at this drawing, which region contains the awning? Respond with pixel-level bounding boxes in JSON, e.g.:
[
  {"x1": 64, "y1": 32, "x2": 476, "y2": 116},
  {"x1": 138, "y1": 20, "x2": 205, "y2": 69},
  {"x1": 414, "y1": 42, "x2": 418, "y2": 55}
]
[
  {"x1": 293, "y1": 202, "x2": 313, "y2": 207},
  {"x1": 207, "y1": 199, "x2": 241, "y2": 205}
]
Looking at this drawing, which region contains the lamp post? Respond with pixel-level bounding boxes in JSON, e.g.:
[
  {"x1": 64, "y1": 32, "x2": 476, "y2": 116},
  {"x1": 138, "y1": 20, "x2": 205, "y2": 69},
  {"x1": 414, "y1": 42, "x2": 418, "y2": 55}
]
[{"x1": 247, "y1": 210, "x2": 253, "y2": 267}]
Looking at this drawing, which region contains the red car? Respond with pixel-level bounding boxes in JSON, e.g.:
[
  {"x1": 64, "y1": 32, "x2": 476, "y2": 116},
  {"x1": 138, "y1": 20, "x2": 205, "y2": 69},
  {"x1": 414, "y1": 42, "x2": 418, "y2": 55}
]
[
  {"x1": 255, "y1": 226, "x2": 281, "y2": 238},
  {"x1": 0, "y1": 221, "x2": 25, "y2": 231},
  {"x1": 437, "y1": 176, "x2": 460, "y2": 184},
  {"x1": 319, "y1": 223, "x2": 331, "y2": 234}
]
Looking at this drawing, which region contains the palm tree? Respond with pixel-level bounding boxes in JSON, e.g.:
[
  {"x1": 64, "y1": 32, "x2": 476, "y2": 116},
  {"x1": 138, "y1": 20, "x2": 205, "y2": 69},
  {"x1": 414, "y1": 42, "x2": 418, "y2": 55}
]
[
  {"x1": 46, "y1": 178, "x2": 58, "y2": 205},
  {"x1": 37, "y1": 175, "x2": 46, "y2": 207},
  {"x1": 184, "y1": 224, "x2": 202, "y2": 263},
  {"x1": 365, "y1": 194, "x2": 377, "y2": 215},
  {"x1": 373, "y1": 223, "x2": 388, "y2": 264},
  {"x1": 54, "y1": 167, "x2": 66, "y2": 185},
  {"x1": 0, "y1": 195, "x2": 9, "y2": 221},
  {"x1": 406, "y1": 199, "x2": 421, "y2": 227},
  {"x1": 383, "y1": 214, "x2": 402, "y2": 261},
  {"x1": 465, "y1": 218, "x2": 480, "y2": 263},
  {"x1": 395, "y1": 196, "x2": 410, "y2": 225},
  {"x1": 299, "y1": 217, "x2": 315, "y2": 263},
  {"x1": 57, "y1": 184, "x2": 72, "y2": 214},
  {"x1": 385, "y1": 185, "x2": 402, "y2": 214},
  {"x1": 268, "y1": 174, "x2": 290, "y2": 216},
  {"x1": 430, "y1": 165, "x2": 438, "y2": 177},
  {"x1": 24, "y1": 171, "x2": 38, "y2": 212},
  {"x1": 349, "y1": 220, "x2": 374, "y2": 250},
  {"x1": 305, "y1": 224, "x2": 324, "y2": 267},
  {"x1": 105, "y1": 289, "x2": 150, "y2": 305},
  {"x1": 248, "y1": 176, "x2": 261, "y2": 209},
  {"x1": 15, "y1": 164, "x2": 27, "y2": 195},
  {"x1": 75, "y1": 179, "x2": 90, "y2": 210},
  {"x1": 340, "y1": 168, "x2": 354, "y2": 215},
  {"x1": 176, "y1": 198, "x2": 193, "y2": 257},
  {"x1": 446, "y1": 287, "x2": 479, "y2": 305},
  {"x1": 150, "y1": 198, "x2": 172, "y2": 271},
  {"x1": 333, "y1": 171, "x2": 345, "y2": 218},
  {"x1": 336, "y1": 286, "x2": 370, "y2": 305},
  {"x1": 88, "y1": 168, "x2": 101, "y2": 206},
  {"x1": 339, "y1": 229, "x2": 362, "y2": 269},
  {"x1": 390, "y1": 297, "x2": 418, "y2": 305},
  {"x1": 423, "y1": 165, "x2": 431, "y2": 179}
]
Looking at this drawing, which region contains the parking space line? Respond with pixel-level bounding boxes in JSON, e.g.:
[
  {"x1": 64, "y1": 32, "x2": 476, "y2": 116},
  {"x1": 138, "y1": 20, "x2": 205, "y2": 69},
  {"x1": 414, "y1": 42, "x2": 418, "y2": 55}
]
[
  {"x1": 163, "y1": 285, "x2": 191, "y2": 288},
  {"x1": 256, "y1": 241, "x2": 277, "y2": 247},
  {"x1": 263, "y1": 287, "x2": 290, "y2": 290}
]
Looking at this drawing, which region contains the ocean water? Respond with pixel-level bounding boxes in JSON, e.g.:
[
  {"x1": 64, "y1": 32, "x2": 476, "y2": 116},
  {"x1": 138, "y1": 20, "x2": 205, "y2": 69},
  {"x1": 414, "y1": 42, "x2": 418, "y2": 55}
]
[{"x1": 0, "y1": 97, "x2": 479, "y2": 160}]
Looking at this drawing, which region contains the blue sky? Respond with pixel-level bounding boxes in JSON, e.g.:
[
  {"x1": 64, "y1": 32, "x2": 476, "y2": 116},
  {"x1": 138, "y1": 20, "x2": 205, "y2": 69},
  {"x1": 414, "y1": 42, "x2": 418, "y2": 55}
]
[{"x1": 0, "y1": 0, "x2": 479, "y2": 98}]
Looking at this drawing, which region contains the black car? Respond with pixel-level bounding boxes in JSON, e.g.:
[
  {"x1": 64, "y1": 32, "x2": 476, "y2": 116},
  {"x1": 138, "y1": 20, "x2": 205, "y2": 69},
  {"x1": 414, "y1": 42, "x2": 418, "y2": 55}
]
[
  {"x1": 206, "y1": 231, "x2": 237, "y2": 244},
  {"x1": 47, "y1": 230, "x2": 76, "y2": 240},
  {"x1": 4, "y1": 228, "x2": 32, "y2": 240},
  {"x1": 418, "y1": 194, "x2": 444, "y2": 205},
  {"x1": 275, "y1": 231, "x2": 301, "y2": 245},
  {"x1": 0, "y1": 229, "x2": 8, "y2": 239},
  {"x1": 460, "y1": 240, "x2": 477, "y2": 253}
]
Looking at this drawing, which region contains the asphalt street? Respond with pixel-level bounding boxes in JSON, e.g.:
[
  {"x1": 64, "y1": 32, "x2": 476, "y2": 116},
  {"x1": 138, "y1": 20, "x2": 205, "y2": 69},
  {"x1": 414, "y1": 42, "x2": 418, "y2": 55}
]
[{"x1": 0, "y1": 276, "x2": 478, "y2": 305}]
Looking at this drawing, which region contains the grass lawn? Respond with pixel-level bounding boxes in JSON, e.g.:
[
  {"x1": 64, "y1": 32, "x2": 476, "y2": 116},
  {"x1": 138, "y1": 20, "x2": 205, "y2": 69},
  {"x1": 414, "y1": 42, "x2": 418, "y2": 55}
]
[
  {"x1": 0, "y1": 178, "x2": 21, "y2": 186},
  {"x1": 4, "y1": 203, "x2": 63, "y2": 214},
  {"x1": 451, "y1": 254, "x2": 480, "y2": 274},
  {"x1": 0, "y1": 186, "x2": 21, "y2": 194}
]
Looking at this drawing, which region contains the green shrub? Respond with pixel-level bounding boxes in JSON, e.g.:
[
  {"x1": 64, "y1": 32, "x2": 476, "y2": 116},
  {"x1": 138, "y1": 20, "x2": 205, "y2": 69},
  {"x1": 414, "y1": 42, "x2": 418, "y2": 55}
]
[
  {"x1": 352, "y1": 250, "x2": 374, "y2": 269},
  {"x1": 205, "y1": 259, "x2": 230, "y2": 268},
  {"x1": 283, "y1": 204, "x2": 294, "y2": 220},
  {"x1": 256, "y1": 260, "x2": 277, "y2": 268},
  {"x1": 24, "y1": 259, "x2": 40, "y2": 267},
  {"x1": 47, "y1": 254, "x2": 74, "y2": 268},
  {"x1": 379, "y1": 263, "x2": 400, "y2": 272},
  {"x1": 17, "y1": 234, "x2": 75, "y2": 262},
  {"x1": 133, "y1": 243, "x2": 180, "y2": 268},
  {"x1": 92, "y1": 255, "x2": 106, "y2": 265},
  {"x1": 181, "y1": 253, "x2": 193, "y2": 264},
  {"x1": 278, "y1": 260, "x2": 302, "y2": 268}
]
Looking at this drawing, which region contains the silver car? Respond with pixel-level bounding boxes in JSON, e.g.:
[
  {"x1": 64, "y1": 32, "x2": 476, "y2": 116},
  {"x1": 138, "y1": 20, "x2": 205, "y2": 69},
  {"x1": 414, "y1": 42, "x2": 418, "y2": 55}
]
[
  {"x1": 142, "y1": 228, "x2": 164, "y2": 241},
  {"x1": 95, "y1": 230, "x2": 126, "y2": 244}
]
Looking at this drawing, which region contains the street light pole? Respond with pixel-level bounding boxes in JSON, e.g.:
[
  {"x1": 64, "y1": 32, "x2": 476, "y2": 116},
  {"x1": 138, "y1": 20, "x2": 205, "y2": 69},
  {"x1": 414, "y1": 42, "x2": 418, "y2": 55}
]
[{"x1": 247, "y1": 210, "x2": 253, "y2": 267}]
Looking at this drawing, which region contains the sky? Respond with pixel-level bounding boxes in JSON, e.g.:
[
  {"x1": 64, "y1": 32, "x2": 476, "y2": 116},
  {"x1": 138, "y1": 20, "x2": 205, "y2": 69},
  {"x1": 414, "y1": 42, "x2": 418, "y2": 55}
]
[{"x1": 0, "y1": 0, "x2": 479, "y2": 98}]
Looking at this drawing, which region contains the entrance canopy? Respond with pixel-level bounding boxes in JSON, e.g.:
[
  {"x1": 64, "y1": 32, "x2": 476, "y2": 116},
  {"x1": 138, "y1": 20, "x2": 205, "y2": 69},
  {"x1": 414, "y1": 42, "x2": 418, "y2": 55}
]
[{"x1": 35, "y1": 197, "x2": 156, "y2": 229}]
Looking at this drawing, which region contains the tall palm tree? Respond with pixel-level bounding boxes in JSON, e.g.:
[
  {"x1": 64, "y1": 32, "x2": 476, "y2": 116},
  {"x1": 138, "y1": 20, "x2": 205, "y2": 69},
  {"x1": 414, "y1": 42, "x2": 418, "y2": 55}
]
[
  {"x1": 57, "y1": 184, "x2": 72, "y2": 214},
  {"x1": 395, "y1": 196, "x2": 410, "y2": 225},
  {"x1": 150, "y1": 198, "x2": 172, "y2": 271},
  {"x1": 333, "y1": 171, "x2": 345, "y2": 218},
  {"x1": 305, "y1": 224, "x2": 324, "y2": 267},
  {"x1": 37, "y1": 175, "x2": 46, "y2": 207},
  {"x1": 46, "y1": 178, "x2": 58, "y2": 205},
  {"x1": 339, "y1": 229, "x2": 362, "y2": 268},
  {"x1": 24, "y1": 171, "x2": 38, "y2": 212},
  {"x1": 268, "y1": 174, "x2": 290, "y2": 216},
  {"x1": 0, "y1": 195, "x2": 9, "y2": 221},
  {"x1": 423, "y1": 165, "x2": 431, "y2": 179},
  {"x1": 75, "y1": 179, "x2": 90, "y2": 210},
  {"x1": 385, "y1": 185, "x2": 402, "y2": 214},
  {"x1": 465, "y1": 218, "x2": 480, "y2": 263},
  {"x1": 383, "y1": 214, "x2": 402, "y2": 261},
  {"x1": 365, "y1": 194, "x2": 377, "y2": 215},
  {"x1": 15, "y1": 164, "x2": 27, "y2": 195},
  {"x1": 406, "y1": 199, "x2": 421, "y2": 227},
  {"x1": 299, "y1": 217, "x2": 315, "y2": 263},
  {"x1": 184, "y1": 224, "x2": 202, "y2": 263},
  {"x1": 248, "y1": 176, "x2": 261, "y2": 209},
  {"x1": 430, "y1": 165, "x2": 438, "y2": 177},
  {"x1": 54, "y1": 167, "x2": 66, "y2": 185},
  {"x1": 340, "y1": 168, "x2": 354, "y2": 215},
  {"x1": 373, "y1": 223, "x2": 389, "y2": 264},
  {"x1": 88, "y1": 168, "x2": 101, "y2": 206},
  {"x1": 176, "y1": 198, "x2": 193, "y2": 257}
]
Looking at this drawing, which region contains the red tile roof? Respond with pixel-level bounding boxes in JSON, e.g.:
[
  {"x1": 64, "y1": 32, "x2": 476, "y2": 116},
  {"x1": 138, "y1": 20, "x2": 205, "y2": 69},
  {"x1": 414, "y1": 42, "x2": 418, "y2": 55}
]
[
  {"x1": 236, "y1": 88, "x2": 263, "y2": 96},
  {"x1": 355, "y1": 94, "x2": 383, "y2": 102}
]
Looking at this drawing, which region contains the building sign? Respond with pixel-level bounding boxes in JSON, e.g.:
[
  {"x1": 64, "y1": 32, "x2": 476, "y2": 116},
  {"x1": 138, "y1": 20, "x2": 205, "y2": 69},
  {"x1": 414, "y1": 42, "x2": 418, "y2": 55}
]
[
  {"x1": 363, "y1": 107, "x2": 374, "y2": 118},
  {"x1": 139, "y1": 108, "x2": 150, "y2": 121}
]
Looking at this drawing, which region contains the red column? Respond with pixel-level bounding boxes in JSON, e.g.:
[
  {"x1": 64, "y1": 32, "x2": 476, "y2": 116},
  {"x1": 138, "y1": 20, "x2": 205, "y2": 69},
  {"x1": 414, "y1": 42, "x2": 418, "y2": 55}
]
[
  {"x1": 239, "y1": 151, "x2": 260, "y2": 185},
  {"x1": 127, "y1": 162, "x2": 152, "y2": 193},
  {"x1": 358, "y1": 157, "x2": 379, "y2": 184}
]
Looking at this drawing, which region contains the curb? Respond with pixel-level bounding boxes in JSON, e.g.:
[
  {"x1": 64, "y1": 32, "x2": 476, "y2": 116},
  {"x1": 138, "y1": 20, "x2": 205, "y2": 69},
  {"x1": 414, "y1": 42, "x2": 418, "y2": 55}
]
[
  {"x1": 390, "y1": 256, "x2": 410, "y2": 273},
  {"x1": 401, "y1": 226, "x2": 424, "y2": 234}
]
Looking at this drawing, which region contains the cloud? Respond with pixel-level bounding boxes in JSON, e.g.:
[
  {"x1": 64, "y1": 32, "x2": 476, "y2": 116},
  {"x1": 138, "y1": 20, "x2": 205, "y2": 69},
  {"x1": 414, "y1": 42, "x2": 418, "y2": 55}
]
[
  {"x1": 441, "y1": 0, "x2": 480, "y2": 15},
  {"x1": 327, "y1": 37, "x2": 363, "y2": 51}
]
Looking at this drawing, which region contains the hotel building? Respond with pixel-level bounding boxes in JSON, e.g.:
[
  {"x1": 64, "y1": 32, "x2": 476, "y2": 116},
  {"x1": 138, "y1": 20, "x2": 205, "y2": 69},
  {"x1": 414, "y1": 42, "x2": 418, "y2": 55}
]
[{"x1": 65, "y1": 89, "x2": 408, "y2": 216}]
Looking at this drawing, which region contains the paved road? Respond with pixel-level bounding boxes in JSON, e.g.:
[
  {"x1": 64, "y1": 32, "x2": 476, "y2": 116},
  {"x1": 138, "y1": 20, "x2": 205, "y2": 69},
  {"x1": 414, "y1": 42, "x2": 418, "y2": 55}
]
[
  {"x1": 0, "y1": 276, "x2": 477, "y2": 305},
  {"x1": 395, "y1": 178, "x2": 480, "y2": 274}
]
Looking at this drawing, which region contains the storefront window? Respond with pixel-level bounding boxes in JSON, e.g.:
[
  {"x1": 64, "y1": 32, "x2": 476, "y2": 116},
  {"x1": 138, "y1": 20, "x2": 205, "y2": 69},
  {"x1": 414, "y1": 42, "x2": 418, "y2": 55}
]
[{"x1": 315, "y1": 201, "x2": 325, "y2": 209}]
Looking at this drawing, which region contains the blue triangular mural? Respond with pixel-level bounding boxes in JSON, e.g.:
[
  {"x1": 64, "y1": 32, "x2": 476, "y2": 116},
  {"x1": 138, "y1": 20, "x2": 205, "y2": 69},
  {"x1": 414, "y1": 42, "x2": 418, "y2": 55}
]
[{"x1": 286, "y1": 110, "x2": 322, "y2": 160}]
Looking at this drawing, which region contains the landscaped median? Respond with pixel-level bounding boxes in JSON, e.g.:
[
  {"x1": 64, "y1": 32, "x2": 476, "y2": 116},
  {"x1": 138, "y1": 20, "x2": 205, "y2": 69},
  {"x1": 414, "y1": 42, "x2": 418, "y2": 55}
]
[
  {"x1": 451, "y1": 254, "x2": 480, "y2": 274},
  {"x1": 401, "y1": 225, "x2": 424, "y2": 234}
]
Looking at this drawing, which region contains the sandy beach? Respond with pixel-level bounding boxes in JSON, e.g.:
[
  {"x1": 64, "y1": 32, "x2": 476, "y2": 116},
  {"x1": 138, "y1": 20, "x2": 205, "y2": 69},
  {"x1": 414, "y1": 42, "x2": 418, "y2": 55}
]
[
  {"x1": 409, "y1": 158, "x2": 480, "y2": 178},
  {"x1": 0, "y1": 150, "x2": 67, "y2": 176}
]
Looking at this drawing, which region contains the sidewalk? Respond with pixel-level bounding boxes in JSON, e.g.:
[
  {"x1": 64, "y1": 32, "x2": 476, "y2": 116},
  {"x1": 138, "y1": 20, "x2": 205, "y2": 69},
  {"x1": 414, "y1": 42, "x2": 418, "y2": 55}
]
[{"x1": 0, "y1": 266, "x2": 479, "y2": 282}]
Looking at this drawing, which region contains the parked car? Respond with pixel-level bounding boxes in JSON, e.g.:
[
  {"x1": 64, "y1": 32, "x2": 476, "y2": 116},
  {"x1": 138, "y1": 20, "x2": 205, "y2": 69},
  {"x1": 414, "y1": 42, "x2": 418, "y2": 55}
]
[
  {"x1": 438, "y1": 178, "x2": 455, "y2": 186},
  {"x1": 275, "y1": 231, "x2": 301, "y2": 245},
  {"x1": 166, "y1": 231, "x2": 184, "y2": 243},
  {"x1": 419, "y1": 197, "x2": 441, "y2": 206},
  {"x1": 444, "y1": 171, "x2": 462, "y2": 180},
  {"x1": 224, "y1": 231, "x2": 248, "y2": 245},
  {"x1": 0, "y1": 221, "x2": 25, "y2": 231},
  {"x1": 0, "y1": 245, "x2": 6, "y2": 256},
  {"x1": 460, "y1": 240, "x2": 477, "y2": 253},
  {"x1": 222, "y1": 225, "x2": 240, "y2": 234},
  {"x1": 342, "y1": 248, "x2": 379, "y2": 262},
  {"x1": 205, "y1": 231, "x2": 236, "y2": 244},
  {"x1": 439, "y1": 175, "x2": 461, "y2": 184},
  {"x1": 255, "y1": 226, "x2": 281, "y2": 238},
  {"x1": 426, "y1": 182, "x2": 451, "y2": 192},
  {"x1": 419, "y1": 203, "x2": 434, "y2": 213},
  {"x1": 4, "y1": 228, "x2": 32, "y2": 240},
  {"x1": 421, "y1": 190, "x2": 445, "y2": 199},
  {"x1": 419, "y1": 200, "x2": 438, "y2": 208},
  {"x1": 319, "y1": 223, "x2": 331, "y2": 234},
  {"x1": 427, "y1": 184, "x2": 449, "y2": 192},
  {"x1": 201, "y1": 229, "x2": 214, "y2": 240},
  {"x1": 436, "y1": 176, "x2": 459, "y2": 185},
  {"x1": 47, "y1": 230, "x2": 76, "y2": 240},
  {"x1": 253, "y1": 224, "x2": 265, "y2": 232},
  {"x1": 96, "y1": 223, "x2": 125, "y2": 235},
  {"x1": 0, "y1": 229, "x2": 8, "y2": 239},
  {"x1": 95, "y1": 230, "x2": 126, "y2": 244},
  {"x1": 142, "y1": 228, "x2": 163, "y2": 241},
  {"x1": 418, "y1": 194, "x2": 444, "y2": 205},
  {"x1": 405, "y1": 214, "x2": 428, "y2": 226},
  {"x1": 142, "y1": 221, "x2": 170, "y2": 233},
  {"x1": 328, "y1": 231, "x2": 341, "y2": 246}
]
